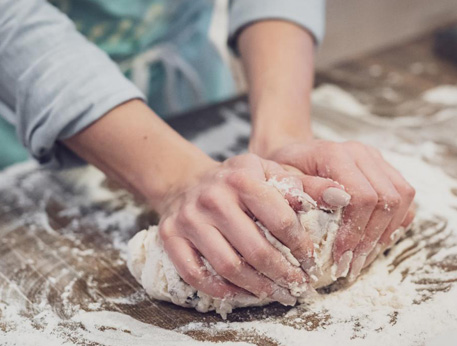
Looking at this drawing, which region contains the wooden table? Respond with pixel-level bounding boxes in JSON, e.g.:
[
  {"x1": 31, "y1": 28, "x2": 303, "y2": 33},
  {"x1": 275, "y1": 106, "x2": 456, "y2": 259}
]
[{"x1": 1, "y1": 33, "x2": 457, "y2": 345}]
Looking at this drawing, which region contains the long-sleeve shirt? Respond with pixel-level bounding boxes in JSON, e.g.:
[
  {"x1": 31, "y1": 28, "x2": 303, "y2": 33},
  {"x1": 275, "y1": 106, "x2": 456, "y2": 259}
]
[{"x1": 0, "y1": 0, "x2": 325, "y2": 169}]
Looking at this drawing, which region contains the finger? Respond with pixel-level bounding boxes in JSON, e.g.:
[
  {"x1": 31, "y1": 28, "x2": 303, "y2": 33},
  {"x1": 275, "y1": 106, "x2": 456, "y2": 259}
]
[
  {"x1": 299, "y1": 175, "x2": 351, "y2": 210},
  {"x1": 357, "y1": 149, "x2": 416, "y2": 270},
  {"x1": 363, "y1": 203, "x2": 416, "y2": 269},
  {"x1": 401, "y1": 205, "x2": 416, "y2": 229},
  {"x1": 347, "y1": 156, "x2": 401, "y2": 281},
  {"x1": 368, "y1": 148, "x2": 416, "y2": 248},
  {"x1": 198, "y1": 192, "x2": 310, "y2": 292},
  {"x1": 321, "y1": 155, "x2": 378, "y2": 278},
  {"x1": 234, "y1": 175, "x2": 316, "y2": 280},
  {"x1": 162, "y1": 236, "x2": 244, "y2": 299},
  {"x1": 187, "y1": 225, "x2": 297, "y2": 306}
]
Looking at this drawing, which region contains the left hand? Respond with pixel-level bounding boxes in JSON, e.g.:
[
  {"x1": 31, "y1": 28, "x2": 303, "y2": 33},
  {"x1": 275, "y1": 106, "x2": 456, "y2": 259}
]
[{"x1": 256, "y1": 139, "x2": 416, "y2": 281}]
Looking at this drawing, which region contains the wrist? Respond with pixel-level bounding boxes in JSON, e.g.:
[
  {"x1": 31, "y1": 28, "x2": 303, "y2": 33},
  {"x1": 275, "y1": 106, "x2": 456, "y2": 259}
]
[
  {"x1": 142, "y1": 150, "x2": 219, "y2": 215},
  {"x1": 249, "y1": 132, "x2": 312, "y2": 159},
  {"x1": 249, "y1": 107, "x2": 313, "y2": 158}
]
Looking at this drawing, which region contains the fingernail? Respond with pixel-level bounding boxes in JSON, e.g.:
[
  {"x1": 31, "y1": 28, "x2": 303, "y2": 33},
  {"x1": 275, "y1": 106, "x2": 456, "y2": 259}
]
[
  {"x1": 232, "y1": 293, "x2": 272, "y2": 307},
  {"x1": 301, "y1": 257, "x2": 321, "y2": 283},
  {"x1": 323, "y1": 188, "x2": 351, "y2": 207},
  {"x1": 333, "y1": 251, "x2": 353, "y2": 278},
  {"x1": 347, "y1": 255, "x2": 366, "y2": 282},
  {"x1": 363, "y1": 244, "x2": 383, "y2": 269},
  {"x1": 306, "y1": 285, "x2": 319, "y2": 299},
  {"x1": 389, "y1": 227, "x2": 404, "y2": 245},
  {"x1": 297, "y1": 284, "x2": 319, "y2": 301},
  {"x1": 271, "y1": 287, "x2": 297, "y2": 306}
]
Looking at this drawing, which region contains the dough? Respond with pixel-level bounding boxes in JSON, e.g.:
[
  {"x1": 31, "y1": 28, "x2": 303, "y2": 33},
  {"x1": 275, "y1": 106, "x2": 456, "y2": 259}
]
[{"x1": 127, "y1": 179, "x2": 344, "y2": 318}]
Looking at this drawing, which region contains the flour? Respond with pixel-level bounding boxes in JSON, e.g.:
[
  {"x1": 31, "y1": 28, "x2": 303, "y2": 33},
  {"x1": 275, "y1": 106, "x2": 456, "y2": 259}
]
[
  {"x1": 422, "y1": 85, "x2": 457, "y2": 105},
  {"x1": 71, "y1": 310, "x2": 248, "y2": 345},
  {"x1": 0, "y1": 302, "x2": 248, "y2": 346},
  {"x1": 311, "y1": 84, "x2": 371, "y2": 117}
]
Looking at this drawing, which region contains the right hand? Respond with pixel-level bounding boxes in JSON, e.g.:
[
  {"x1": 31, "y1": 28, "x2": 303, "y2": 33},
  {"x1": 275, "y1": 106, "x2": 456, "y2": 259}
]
[
  {"x1": 157, "y1": 154, "x2": 330, "y2": 305},
  {"x1": 263, "y1": 140, "x2": 416, "y2": 280}
]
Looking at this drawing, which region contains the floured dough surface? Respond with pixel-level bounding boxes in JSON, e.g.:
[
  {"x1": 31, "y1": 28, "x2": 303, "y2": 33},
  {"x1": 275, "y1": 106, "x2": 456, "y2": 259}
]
[{"x1": 127, "y1": 181, "x2": 347, "y2": 318}]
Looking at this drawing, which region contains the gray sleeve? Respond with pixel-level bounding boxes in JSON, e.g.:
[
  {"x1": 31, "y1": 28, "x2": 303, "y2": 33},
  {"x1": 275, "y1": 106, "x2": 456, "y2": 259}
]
[
  {"x1": 228, "y1": 0, "x2": 326, "y2": 54},
  {"x1": 0, "y1": 0, "x2": 145, "y2": 169}
]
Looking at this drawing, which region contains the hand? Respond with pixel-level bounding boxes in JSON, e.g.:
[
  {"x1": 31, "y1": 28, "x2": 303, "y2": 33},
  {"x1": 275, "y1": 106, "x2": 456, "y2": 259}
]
[
  {"x1": 260, "y1": 140, "x2": 416, "y2": 281},
  {"x1": 157, "y1": 153, "x2": 333, "y2": 305}
]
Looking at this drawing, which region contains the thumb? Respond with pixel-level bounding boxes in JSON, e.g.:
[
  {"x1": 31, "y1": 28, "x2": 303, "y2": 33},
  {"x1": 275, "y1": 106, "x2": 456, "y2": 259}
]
[
  {"x1": 262, "y1": 160, "x2": 312, "y2": 212},
  {"x1": 280, "y1": 164, "x2": 351, "y2": 209},
  {"x1": 298, "y1": 174, "x2": 351, "y2": 210}
]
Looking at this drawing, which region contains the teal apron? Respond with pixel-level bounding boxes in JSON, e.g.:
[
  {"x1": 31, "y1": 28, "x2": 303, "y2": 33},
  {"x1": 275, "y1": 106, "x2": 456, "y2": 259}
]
[{"x1": 0, "y1": 0, "x2": 235, "y2": 169}]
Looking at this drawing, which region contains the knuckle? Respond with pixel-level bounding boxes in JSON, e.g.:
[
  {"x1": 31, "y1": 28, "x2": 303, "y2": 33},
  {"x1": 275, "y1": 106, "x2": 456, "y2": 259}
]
[
  {"x1": 180, "y1": 265, "x2": 202, "y2": 286},
  {"x1": 277, "y1": 215, "x2": 298, "y2": 238},
  {"x1": 280, "y1": 213, "x2": 297, "y2": 230},
  {"x1": 158, "y1": 219, "x2": 174, "y2": 240},
  {"x1": 289, "y1": 238, "x2": 311, "y2": 255},
  {"x1": 377, "y1": 193, "x2": 401, "y2": 211},
  {"x1": 344, "y1": 140, "x2": 365, "y2": 151},
  {"x1": 226, "y1": 170, "x2": 251, "y2": 191},
  {"x1": 324, "y1": 143, "x2": 348, "y2": 161},
  {"x1": 355, "y1": 191, "x2": 378, "y2": 208},
  {"x1": 228, "y1": 153, "x2": 258, "y2": 167},
  {"x1": 319, "y1": 140, "x2": 338, "y2": 153},
  {"x1": 177, "y1": 204, "x2": 197, "y2": 226},
  {"x1": 198, "y1": 187, "x2": 223, "y2": 211},
  {"x1": 240, "y1": 152, "x2": 259, "y2": 161},
  {"x1": 403, "y1": 184, "x2": 416, "y2": 200},
  {"x1": 247, "y1": 245, "x2": 270, "y2": 265},
  {"x1": 217, "y1": 258, "x2": 242, "y2": 278}
]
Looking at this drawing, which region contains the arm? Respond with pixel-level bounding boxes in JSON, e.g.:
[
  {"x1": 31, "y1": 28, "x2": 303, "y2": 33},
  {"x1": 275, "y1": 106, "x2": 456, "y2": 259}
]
[
  {"x1": 228, "y1": 0, "x2": 325, "y2": 156},
  {"x1": 63, "y1": 100, "x2": 212, "y2": 212},
  {"x1": 238, "y1": 20, "x2": 315, "y2": 157},
  {"x1": 236, "y1": 19, "x2": 416, "y2": 281}
]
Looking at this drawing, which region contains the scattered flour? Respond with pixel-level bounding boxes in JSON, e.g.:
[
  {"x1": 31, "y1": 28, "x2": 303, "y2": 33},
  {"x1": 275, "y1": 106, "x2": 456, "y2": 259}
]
[
  {"x1": 0, "y1": 303, "x2": 248, "y2": 346},
  {"x1": 311, "y1": 84, "x2": 371, "y2": 117},
  {"x1": 71, "y1": 310, "x2": 248, "y2": 346},
  {"x1": 422, "y1": 85, "x2": 457, "y2": 105}
]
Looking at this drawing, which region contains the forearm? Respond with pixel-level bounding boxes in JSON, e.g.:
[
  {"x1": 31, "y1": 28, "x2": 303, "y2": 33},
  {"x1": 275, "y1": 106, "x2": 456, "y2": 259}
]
[
  {"x1": 63, "y1": 100, "x2": 216, "y2": 213},
  {"x1": 238, "y1": 20, "x2": 315, "y2": 157}
]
